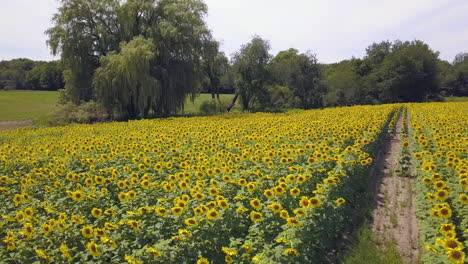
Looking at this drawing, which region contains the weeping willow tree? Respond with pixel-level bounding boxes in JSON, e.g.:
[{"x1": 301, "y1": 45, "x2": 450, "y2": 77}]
[
  {"x1": 47, "y1": 0, "x2": 210, "y2": 118},
  {"x1": 93, "y1": 37, "x2": 159, "y2": 119}
]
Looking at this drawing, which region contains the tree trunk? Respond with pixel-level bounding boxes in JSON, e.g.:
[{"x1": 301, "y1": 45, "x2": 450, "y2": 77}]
[{"x1": 227, "y1": 92, "x2": 239, "y2": 112}]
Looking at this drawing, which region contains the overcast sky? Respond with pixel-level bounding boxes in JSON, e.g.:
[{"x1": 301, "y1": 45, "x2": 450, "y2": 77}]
[{"x1": 1, "y1": 0, "x2": 467, "y2": 63}]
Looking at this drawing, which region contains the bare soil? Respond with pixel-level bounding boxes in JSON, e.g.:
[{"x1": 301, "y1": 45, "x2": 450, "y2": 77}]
[
  {"x1": 369, "y1": 116, "x2": 419, "y2": 263},
  {"x1": 0, "y1": 119, "x2": 33, "y2": 130}
]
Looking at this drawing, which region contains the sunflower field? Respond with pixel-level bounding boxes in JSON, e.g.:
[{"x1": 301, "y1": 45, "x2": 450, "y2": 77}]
[
  {"x1": 408, "y1": 102, "x2": 468, "y2": 264},
  {"x1": 0, "y1": 102, "x2": 466, "y2": 264}
]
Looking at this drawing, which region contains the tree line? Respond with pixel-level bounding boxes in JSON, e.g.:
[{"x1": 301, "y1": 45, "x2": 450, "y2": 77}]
[
  {"x1": 1, "y1": 0, "x2": 467, "y2": 120},
  {"x1": 0, "y1": 59, "x2": 64, "y2": 91}
]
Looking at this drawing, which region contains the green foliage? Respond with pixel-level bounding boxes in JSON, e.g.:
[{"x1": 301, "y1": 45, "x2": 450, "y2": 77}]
[
  {"x1": 343, "y1": 224, "x2": 403, "y2": 264},
  {"x1": 52, "y1": 100, "x2": 109, "y2": 125},
  {"x1": 94, "y1": 36, "x2": 159, "y2": 119},
  {"x1": 268, "y1": 49, "x2": 324, "y2": 109},
  {"x1": 442, "y1": 52, "x2": 468, "y2": 96},
  {"x1": 201, "y1": 40, "x2": 231, "y2": 98},
  {"x1": 47, "y1": 0, "x2": 211, "y2": 117},
  {"x1": 323, "y1": 40, "x2": 444, "y2": 106},
  {"x1": 232, "y1": 36, "x2": 272, "y2": 110},
  {"x1": 198, "y1": 99, "x2": 230, "y2": 115},
  {"x1": 0, "y1": 59, "x2": 63, "y2": 91}
]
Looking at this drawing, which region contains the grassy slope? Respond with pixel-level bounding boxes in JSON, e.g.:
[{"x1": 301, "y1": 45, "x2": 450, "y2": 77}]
[
  {"x1": 444, "y1": 96, "x2": 468, "y2": 102},
  {"x1": 0, "y1": 91, "x2": 238, "y2": 125},
  {"x1": 0, "y1": 90, "x2": 59, "y2": 123}
]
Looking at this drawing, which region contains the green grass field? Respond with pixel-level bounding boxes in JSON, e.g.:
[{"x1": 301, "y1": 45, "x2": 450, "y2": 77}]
[
  {"x1": 179, "y1": 93, "x2": 237, "y2": 114},
  {"x1": 0, "y1": 90, "x2": 59, "y2": 124},
  {"x1": 0, "y1": 91, "x2": 238, "y2": 128},
  {"x1": 444, "y1": 96, "x2": 468, "y2": 102}
]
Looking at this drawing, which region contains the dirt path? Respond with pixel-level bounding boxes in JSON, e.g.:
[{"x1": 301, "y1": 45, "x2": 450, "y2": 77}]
[
  {"x1": 0, "y1": 119, "x2": 33, "y2": 130},
  {"x1": 369, "y1": 115, "x2": 419, "y2": 263}
]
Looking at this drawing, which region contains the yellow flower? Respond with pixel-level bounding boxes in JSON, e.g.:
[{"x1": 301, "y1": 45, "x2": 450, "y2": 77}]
[
  {"x1": 197, "y1": 257, "x2": 210, "y2": 264},
  {"x1": 447, "y1": 248, "x2": 465, "y2": 264},
  {"x1": 35, "y1": 249, "x2": 50, "y2": 260},
  {"x1": 155, "y1": 207, "x2": 168, "y2": 216},
  {"x1": 249, "y1": 198, "x2": 262, "y2": 210},
  {"x1": 335, "y1": 198, "x2": 346, "y2": 206},
  {"x1": 86, "y1": 241, "x2": 100, "y2": 257},
  {"x1": 171, "y1": 206, "x2": 184, "y2": 216},
  {"x1": 91, "y1": 208, "x2": 103, "y2": 218},
  {"x1": 42, "y1": 223, "x2": 53, "y2": 236},
  {"x1": 146, "y1": 247, "x2": 162, "y2": 257},
  {"x1": 60, "y1": 243, "x2": 73, "y2": 261},
  {"x1": 249, "y1": 211, "x2": 263, "y2": 222},
  {"x1": 204, "y1": 208, "x2": 219, "y2": 219},
  {"x1": 309, "y1": 197, "x2": 322, "y2": 208},
  {"x1": 81, "y1": 225, "x2": 94, "y2": 238},
  {"x1": 286, "y1": 217, "x2": 301, "y2": 227},
  {"x1": 127, "y1": 220, "x2": 140, "y2": 231},
  {"x1": 283, "y1": 248, "x2": 300, "y2": 256},
  {"x1": 125, "y1": 254, "x2": 142, "y2": 264},
  {"x1": 267, "y1": 203, "x2": 283, "y2": 213},
  {"x1": 184, "y1": 218, "x2": 198, "y2": 226}
]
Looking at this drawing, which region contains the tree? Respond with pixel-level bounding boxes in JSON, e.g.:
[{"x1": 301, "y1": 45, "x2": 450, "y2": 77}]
[
  {"x1": 268, "y1": 49, "x2": 324, "y2": 109},
  {"x1": 25, "y1": 61, "x2": 64, "y2": 91},
  {"x1": 231, "y1": 36, "x2": 272, "y2": 110},
  {"x1": 443, "y1": 52, "x2": 468, "y2": 96},
  {"x1": 377, "y1": 40, "x2": 441, "y2": 102},
  {"x1": 323, "y1": 59, "x2": 362, "y2": 106},
  {"x1": 93, "y1": 37, "x2": 159, "y2": 119},
  {"x1": 47, "y1": 0, "x2": 210, "y2": 118},
  {"x1": 201, "y1": 39, "x2": 229, "y2": 99}
]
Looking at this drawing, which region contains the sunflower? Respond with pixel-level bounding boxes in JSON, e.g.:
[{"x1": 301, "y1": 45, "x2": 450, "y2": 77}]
[
  {"x1": 263, "y1": 189, "x2": 275, "y2": 199},
  {"x1": 434, "y1": 181, "x2": 446, "y2": 190},
  {"x1": 438, "y1": 207, "x2": 452, "y2": 219},
  {"x1": 171, "y1": 206, "x2": 184, "y2": 216},
  {"x1": 246, "y1": 182, "x2": 257, "y2": 192},
  {"x1": 39, "y1": 222, "x2": 53, "y2": 236},
  {"x1": 459, "y1": 194, "x2": 468, "y2": 204},
  {"x1": 154, "y1": 207, "x2": 168, "y2": 216},
  {"x1": 91, "y1": 208, "x2": 103, "y2": 218},
  {"x1": 299, "y1": 196, "x2": 310, "y2": 208},
  {"x1": 146, "y1": 247, "x2": 162, "y2": 257},
  {"x1": 86, "y1": 241, "x2": 100, "y2": 257},
  {"x1": 435, "y1": 190, "x2": 449, "y2": 201},
  {"x1": 206, "y1": 209, "x2": 220, "y2": 220},
  {"x1": 267, "y1": 203, "x2": 283, "y2": 213},
  {"x1": 309, "y1": 197, "x2": 322, "y2": 208},
  {"x1": 335, "y1": 198, "x2": 346, "y2": 206},
  {"x1": 283, "y1": 248, "x2": 300, "y2": 256},
  {"x1": 279, "y1": 210, "x2": 290, "y2": 219},
  {"x1": 196, "y1": 257, "x2": 210, "y2": 264},
  {"x1": 250, "y1": 211, "x2": 263, "y2": 222},
  {"x1": 81, "y1": 225, "x2": 94, "y2": 238},
  {"x1": 249, "y1": 198, "x2": 262, "y2": 210},
  {"x1": 127, "y1": 220, "x2": 140, "y2": 231},
  {"x1": 422, "y1": 177, "x2": 433, "y2": 185},
  {"x1": 293, "y1": 208, "x2": 307, "y2": 217},
  {"x1": 286, "y1": 217, "x2": 301, "y2": 227},
  {"x1": 35, "y1": 249, "x2": 50, "y2": 260},
  {"x1": 447, "y1": 249, "x2": 465, "y2": 264},
  {"x1": 218, "y1": 199, "x2": 229, "y2": 210},
  {"x1": 184, "y1": 218, "x2": 198, "y2": 226},
  {"x1": 118, "y1": 192, "x2": 128, "y2": 202},
  {"x1": 60, "y1": 243, "x2": 73, "y2": 261},
  {"x1": 441, "y1": 238, "x2": 462, "y2": 251},
  {"x1": 104, "y1": 222, "x2": 119, "y2": 230}
]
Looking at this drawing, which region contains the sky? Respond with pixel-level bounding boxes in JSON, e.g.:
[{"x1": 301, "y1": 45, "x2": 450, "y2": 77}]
[{"x1": 0, "y1": 0, "x2": 467, "y2": 63}]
